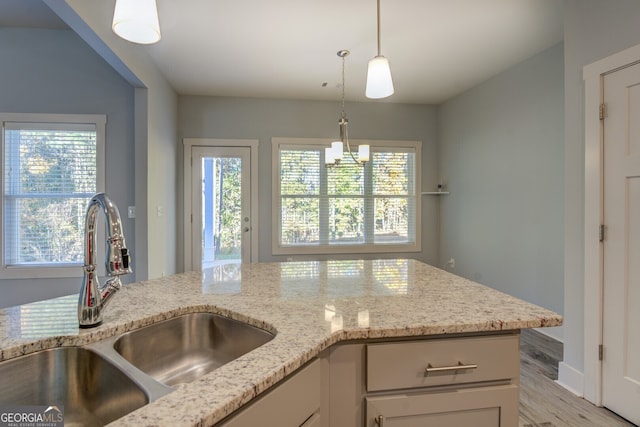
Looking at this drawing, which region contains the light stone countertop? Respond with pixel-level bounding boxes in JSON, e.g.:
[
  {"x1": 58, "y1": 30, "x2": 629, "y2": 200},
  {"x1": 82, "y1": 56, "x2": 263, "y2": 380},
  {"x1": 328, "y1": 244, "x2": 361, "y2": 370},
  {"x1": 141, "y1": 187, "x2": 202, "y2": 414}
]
[{"x1": 0, "y1": 259, "x2": 562, "y2": 426}]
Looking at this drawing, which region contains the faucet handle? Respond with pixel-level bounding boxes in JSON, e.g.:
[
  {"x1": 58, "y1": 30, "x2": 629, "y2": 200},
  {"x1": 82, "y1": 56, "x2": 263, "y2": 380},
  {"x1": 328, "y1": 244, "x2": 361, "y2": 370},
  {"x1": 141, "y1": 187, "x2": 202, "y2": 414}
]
[
  {"x1": 121, "y1": 248, "x2": 130, "y2": 269},
  {"x1": 107, "y1": 244, "x2": 133, "y2": 276}
]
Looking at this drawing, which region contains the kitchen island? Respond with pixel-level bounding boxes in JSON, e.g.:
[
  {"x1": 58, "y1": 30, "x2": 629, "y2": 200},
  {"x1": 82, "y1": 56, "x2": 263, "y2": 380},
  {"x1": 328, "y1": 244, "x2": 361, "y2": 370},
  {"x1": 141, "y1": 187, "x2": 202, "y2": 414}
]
[{"x1": 0, "y1": 259, "x2": 562, "y2": 426}]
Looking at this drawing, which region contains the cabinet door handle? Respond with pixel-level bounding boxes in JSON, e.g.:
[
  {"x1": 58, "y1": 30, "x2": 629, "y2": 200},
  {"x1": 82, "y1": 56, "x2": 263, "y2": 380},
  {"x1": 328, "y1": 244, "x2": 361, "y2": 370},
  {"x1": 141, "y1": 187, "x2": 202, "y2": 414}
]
[
  {"x1": 375, "y1": 414, "x2": 385, "y2": 427},
  {"x1": 424, "y1": 361, "x2": 478, "y2": 376}
]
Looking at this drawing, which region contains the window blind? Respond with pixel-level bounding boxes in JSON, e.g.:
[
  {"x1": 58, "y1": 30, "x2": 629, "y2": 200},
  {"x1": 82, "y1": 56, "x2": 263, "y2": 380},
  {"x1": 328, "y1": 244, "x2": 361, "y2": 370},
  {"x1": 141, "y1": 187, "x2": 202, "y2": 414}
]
[
  {"x1": 278, "y1": 144, "x2": 416, "y2": 249},
  {"x1": 3, "y1": 121, "x2": 97, "y2": 266}
]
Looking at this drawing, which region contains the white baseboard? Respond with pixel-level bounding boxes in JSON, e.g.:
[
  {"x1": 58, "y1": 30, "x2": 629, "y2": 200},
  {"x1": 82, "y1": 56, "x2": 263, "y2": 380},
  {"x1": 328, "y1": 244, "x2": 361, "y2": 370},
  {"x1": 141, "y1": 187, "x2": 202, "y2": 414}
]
[{"x1": 556, "y1": 361, "x2": 584, "y2": 397}]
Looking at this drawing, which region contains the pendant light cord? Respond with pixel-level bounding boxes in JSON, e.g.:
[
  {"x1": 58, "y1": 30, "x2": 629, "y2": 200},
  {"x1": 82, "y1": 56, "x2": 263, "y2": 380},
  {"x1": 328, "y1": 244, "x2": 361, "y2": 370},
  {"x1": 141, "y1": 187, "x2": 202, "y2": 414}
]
[
  {"x1": 376, "y1": 0, "x2": 382, "y2": 56},
  {"x1": 341, "y1": 53, "x2": 346, "y2": 119}
]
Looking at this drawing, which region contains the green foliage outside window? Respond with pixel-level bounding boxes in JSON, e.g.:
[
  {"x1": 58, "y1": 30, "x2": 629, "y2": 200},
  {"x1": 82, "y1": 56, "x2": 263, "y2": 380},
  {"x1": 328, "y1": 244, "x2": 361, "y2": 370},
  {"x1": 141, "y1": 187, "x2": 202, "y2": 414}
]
[
  {"x1": 4, "y1": 127, "x2": 96, "y2": 265},
  {"x1": 279, "y1": 146, "x2": 415, "y2": 247}
]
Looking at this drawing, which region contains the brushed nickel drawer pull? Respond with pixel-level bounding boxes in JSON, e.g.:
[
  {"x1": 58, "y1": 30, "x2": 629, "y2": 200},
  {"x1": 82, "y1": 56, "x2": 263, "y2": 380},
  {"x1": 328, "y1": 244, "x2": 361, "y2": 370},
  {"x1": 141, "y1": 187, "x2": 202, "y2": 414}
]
[
  {"x1": 375, "y1": 414, "x2": 385, "y2": 427},
  {"x1": 424, "y1": 361, "x2": 478, "y2": 376}
]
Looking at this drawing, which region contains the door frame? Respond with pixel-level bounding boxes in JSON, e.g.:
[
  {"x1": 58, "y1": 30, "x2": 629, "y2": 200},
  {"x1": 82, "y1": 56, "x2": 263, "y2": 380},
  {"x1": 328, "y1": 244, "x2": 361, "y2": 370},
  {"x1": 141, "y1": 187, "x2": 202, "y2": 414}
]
[
  {"x1": 183, "y1": 138, "x2": 259, "y2": 270},
  {"x1": 583, "y1": 43, "x2": 640, "y2": 406}
]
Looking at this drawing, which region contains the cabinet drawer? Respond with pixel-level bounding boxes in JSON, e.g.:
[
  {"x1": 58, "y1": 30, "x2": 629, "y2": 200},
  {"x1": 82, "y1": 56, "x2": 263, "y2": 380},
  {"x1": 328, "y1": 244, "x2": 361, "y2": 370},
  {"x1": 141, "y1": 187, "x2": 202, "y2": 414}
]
[
  {"x1": 367, "y1": 334, "x2": 519, "y2": 392},
  {"x1": 365, "y1": 383, "x2": 519, "y2": 427}
]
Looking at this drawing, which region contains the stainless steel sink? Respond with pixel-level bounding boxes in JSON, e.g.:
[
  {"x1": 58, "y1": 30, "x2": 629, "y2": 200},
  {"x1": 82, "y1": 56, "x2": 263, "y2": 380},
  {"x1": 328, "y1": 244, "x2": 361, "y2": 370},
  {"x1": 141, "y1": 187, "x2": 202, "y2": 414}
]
[
  {"x1": 0, "y1": 312, "x2": 274, "y2": 426},
  {"x1": 0, "y1": 347, "x2": 148, "y2": 427},
  {"x1": 113, "y1": 313, "x2": 275, "y2": 386}
]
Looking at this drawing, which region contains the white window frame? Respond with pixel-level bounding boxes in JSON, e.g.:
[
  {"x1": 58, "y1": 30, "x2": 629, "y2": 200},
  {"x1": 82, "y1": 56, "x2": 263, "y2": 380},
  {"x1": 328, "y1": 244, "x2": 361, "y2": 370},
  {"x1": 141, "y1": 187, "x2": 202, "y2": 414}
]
[
  {"x1": 0, "y1": 113, "x2": 106, "y2": 279},
  {"x1": 272, "y1": 137, "x2": 422, "y2": 256}
]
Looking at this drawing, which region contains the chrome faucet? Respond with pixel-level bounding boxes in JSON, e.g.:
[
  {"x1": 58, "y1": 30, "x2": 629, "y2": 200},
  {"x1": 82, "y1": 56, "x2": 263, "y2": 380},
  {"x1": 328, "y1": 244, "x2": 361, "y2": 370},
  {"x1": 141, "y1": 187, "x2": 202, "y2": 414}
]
[{"x1": 78, "y1": 193, "x2": 132, "y2": 328}]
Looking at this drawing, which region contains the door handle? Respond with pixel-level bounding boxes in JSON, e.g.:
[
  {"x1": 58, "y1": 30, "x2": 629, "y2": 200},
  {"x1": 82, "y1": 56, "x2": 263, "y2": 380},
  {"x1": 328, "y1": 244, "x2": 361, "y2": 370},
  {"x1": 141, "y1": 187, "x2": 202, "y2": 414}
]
[{"x1": 243, "y1": 227, "x2": 250, "y2": 232}]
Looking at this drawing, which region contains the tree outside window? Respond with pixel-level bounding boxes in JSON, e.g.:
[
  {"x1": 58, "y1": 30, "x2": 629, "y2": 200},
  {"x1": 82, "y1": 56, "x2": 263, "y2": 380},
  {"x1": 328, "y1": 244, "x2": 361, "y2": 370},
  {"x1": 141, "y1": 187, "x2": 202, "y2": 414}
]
[{"x1": 1, "y1": 114, "x2": 105, "y2": 277}]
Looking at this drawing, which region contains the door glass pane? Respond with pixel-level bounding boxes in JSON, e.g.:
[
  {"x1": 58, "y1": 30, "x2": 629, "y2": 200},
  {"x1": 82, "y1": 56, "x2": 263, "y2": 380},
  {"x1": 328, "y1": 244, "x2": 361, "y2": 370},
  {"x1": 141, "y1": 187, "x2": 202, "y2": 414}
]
[{"x1": 201, "y1": 156, "x2": 242, "y2": 268}]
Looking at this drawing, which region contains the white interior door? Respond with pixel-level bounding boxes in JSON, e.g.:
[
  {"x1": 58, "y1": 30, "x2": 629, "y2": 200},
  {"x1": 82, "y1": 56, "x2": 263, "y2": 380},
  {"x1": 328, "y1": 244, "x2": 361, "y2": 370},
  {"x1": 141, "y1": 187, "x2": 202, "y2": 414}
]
[
  {"x1": 190, "y1": 146, "x2": 251, "y2": 271},
  {"x1": 602, "y1": 61, "x2": 640, "y2": 424}
]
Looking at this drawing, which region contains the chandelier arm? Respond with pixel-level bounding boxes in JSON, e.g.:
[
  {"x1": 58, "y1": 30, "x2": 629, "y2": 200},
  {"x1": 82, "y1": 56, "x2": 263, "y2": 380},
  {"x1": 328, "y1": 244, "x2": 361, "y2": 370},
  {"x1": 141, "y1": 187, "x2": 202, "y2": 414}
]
[{"x1": 345, "y1": 129, "x2": 361, "y2": 165}]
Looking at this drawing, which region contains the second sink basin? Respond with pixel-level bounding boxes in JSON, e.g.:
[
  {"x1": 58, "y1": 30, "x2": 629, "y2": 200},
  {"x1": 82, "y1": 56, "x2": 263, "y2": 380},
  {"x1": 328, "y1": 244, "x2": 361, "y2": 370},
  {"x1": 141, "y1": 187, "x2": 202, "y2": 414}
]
[{"x1": 113, "y1": 313, "x2": 275, "y2": 386}]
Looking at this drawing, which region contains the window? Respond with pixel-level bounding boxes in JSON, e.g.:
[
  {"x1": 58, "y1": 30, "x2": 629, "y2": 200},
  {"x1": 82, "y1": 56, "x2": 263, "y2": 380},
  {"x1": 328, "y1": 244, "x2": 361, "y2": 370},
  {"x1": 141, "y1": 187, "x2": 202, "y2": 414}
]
[
  {"x1": 1, "y1": 113, "x2": 105, "y2": 278},
  {"x1": 272, "y1": 138, "x2": 421, "y2": 255}
]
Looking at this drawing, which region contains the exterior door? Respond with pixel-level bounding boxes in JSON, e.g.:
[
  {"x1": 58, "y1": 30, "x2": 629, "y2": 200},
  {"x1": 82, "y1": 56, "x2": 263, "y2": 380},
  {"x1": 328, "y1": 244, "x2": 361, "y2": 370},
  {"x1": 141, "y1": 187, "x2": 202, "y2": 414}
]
[
  {"x1": 602, "y1": 61, "x2": 640, "y2": 424},
  {"x1": 191, "y1": 146, "x2": 251, "y2": 271}
]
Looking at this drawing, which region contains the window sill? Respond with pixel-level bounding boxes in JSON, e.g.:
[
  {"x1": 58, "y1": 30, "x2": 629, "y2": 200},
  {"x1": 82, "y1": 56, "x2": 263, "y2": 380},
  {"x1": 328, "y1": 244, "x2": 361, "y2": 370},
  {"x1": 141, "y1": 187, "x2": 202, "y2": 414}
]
[
  {"x1": 272, "y1": 243, "x2": 421, "y2": 256},
  {"x1": 0, "y1": 265, "x2": 83, "y2": 280}
]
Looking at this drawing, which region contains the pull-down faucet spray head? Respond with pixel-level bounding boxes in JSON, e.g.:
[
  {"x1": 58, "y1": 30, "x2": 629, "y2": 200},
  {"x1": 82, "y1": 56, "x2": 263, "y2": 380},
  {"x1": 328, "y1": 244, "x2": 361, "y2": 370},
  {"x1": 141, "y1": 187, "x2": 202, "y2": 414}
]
[{"x1": 78, "y1": 193, "x2": 132, "y2": 328}]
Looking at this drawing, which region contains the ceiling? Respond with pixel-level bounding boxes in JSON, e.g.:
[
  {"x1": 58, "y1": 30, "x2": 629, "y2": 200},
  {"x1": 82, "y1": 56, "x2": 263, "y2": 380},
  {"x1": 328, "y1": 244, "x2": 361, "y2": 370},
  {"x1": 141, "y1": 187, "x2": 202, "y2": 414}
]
[{"x1": 0, "y1": 0, "x2": 564, "y2": 104}]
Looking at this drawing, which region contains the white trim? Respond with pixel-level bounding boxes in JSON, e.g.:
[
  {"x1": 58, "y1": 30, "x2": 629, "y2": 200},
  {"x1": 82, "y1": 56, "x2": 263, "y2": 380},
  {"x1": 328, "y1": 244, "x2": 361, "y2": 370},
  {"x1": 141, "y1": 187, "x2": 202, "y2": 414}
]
[
  {"x1": 182, "y1": 138, "x2": 259, "y2": 270},
  {"x1": 557, "y1": 361, "x2": 585, "y2": 398},
  {"x1": 0, "y1": 113, "x2": 106, "y2": 279},
  {"x1": 271, "y1": 137, "x2": 422, "y2": 256},
  {"x1": 582, "y1": 42, "x2": 640, "y2": 406}
]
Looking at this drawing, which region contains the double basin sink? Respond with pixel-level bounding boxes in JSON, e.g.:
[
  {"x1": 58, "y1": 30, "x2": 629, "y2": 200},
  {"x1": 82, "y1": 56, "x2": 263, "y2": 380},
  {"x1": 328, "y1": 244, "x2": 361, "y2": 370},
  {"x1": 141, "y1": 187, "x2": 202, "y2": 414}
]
[{"x1": 0, "y1": 313, "x2": 275, "y2": 426}]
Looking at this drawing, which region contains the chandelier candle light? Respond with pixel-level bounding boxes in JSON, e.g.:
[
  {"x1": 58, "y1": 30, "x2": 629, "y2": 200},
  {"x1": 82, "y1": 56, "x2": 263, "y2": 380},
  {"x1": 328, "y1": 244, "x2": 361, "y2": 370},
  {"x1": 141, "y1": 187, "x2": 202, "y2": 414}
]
[{"x1": 325, "y1": 50, "x2": 370, "y2": 168}]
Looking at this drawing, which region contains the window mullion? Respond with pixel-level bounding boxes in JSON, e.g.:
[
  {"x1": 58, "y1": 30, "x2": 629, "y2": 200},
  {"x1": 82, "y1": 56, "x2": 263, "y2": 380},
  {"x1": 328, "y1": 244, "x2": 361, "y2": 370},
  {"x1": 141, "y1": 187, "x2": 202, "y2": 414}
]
[
  {"x1": 407, "y1": 152, "x2": 416, "y2": 244},
  {"x1": 5, "y1": 129, "x2": 20, "y2": 264},
  {"x1": 319, "y1": 155, "x2": 329, "y2": 245},
  {"x1": 363, "y1": 160, "x2": 374, "y2": 244}
]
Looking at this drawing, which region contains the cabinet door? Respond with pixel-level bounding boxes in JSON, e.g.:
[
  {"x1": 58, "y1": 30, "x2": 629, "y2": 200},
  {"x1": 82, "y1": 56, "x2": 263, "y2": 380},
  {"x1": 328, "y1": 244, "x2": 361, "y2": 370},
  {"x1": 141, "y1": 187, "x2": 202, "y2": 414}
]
[
  {"x1": 365, "y1": 384, "x2": 518, "y2": 427},
  {"x1": 219, "y1": 359, "x2": 321, "y2": 427}
]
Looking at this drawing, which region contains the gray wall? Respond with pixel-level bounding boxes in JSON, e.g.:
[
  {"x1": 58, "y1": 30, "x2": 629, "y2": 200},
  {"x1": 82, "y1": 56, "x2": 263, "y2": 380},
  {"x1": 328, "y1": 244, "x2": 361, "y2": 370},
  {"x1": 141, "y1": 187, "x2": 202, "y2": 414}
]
[
  {"x1": 562, "y1": 0, "x2": 640, "y2": 381},
  {"x1": 47, "y1": 0, "x2": 179, "y2": 282},
  {"x1": 177, "y1": 97, "x2": 439, "y2": 266},
  {"x1": 437, "y1": 43, "x2": 565, "y2": 341},
  {"x1": 0, "y1": 27, "x2": 135, "y2": 308}
]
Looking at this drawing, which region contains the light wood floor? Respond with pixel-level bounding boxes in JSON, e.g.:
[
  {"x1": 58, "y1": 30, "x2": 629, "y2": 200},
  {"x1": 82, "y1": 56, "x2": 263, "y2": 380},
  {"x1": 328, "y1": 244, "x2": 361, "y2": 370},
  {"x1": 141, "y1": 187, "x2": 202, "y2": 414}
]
[{"x1": 519, "y1": 329, "x2": 637, "y2": 427}]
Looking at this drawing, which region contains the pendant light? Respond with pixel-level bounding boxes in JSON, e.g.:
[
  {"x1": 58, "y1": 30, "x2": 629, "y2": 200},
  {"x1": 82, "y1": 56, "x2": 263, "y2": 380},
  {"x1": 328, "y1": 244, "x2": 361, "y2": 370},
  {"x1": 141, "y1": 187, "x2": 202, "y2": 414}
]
[
  {"x1": 365, "y1": 0, "x2": 394, "y2": 99},
  {"x1": 112, "y1": 0, "x2": 161, "y2": 44},
  {"x1": 325, "y1": 50, "x2": 370, "y2": 168}
]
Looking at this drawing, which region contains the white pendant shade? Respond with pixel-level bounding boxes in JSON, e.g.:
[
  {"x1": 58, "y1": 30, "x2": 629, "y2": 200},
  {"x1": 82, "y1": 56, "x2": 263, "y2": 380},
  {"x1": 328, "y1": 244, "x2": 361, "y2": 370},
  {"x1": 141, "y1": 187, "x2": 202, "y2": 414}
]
[
  {"x1": 358, "y1": 145, "x2": 370, "y2": 163},
  {"x1": 325, "y1": 147, "x2": 336, "y2": 165},
  {"x1": 112, "y1": 0, "x2": 161, "y2": 44},
  {"x1": 331, "y1": 141, "x2": 344, "y2": 162},
  {"x1": 366, "y1": 55, "x2": 394, "y2": 99}
]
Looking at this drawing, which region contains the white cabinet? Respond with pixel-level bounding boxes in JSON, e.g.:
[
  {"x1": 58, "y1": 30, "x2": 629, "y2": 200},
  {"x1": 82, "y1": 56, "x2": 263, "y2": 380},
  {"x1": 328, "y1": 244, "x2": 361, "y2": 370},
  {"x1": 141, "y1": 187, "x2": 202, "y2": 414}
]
[
  {"x1": 220, "y1": 332, "x2": 520, "y2": 427},
  {"x1": 365, "y1": 384, "x2": 519, "y2": 427},
  {"x1": 218, "y1": 358, "x2": 323, "y2": 427},
  {"x1": 330, "y1": 332, "x2": 520, "y2": 427}
]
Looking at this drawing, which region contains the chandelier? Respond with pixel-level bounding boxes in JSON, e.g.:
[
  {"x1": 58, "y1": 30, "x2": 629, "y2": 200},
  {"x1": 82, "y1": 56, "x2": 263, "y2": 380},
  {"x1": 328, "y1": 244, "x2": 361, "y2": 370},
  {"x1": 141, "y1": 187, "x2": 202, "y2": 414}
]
[{"x1": 325, "y1": 50, "x2": 370, "y2": 167}]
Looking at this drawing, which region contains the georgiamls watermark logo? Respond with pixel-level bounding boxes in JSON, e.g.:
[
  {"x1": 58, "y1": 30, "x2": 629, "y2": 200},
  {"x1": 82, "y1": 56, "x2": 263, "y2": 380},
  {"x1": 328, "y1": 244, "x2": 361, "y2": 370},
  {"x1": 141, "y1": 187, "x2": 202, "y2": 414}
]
[{"x1": 0, "y1": 405, "x2": 64, "y2": 427}]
